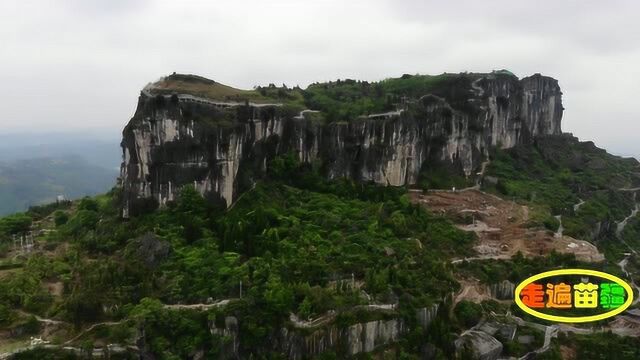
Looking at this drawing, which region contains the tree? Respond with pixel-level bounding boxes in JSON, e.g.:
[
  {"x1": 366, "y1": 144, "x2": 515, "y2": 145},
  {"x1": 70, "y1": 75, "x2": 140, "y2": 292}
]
[
  {"x1": 78, "y1": 197, "x2": 99, "y2": 211},
  {"x1": 130, "y1": 297, "x2": 164, "y2": 322},
  {"x1": 0, "y1": 304, "x2": 12, "y2": 325},
  {"x1": 0, "y1": 214, "x2": 32, "y2": 235},
  {"x1": 264, "y1": 275, "x2": 294, "y2": 315},
  {"x1": 174, "y1": 186, "x2": 208, "y2": 243},
  {"x1": 454, "y1": 301, "x2": 483, "y2": 328},
  {"x1": 298, "y1": 297, "x2": 312, "y2": 320},
  {"x1": 53, "y1": 210, "x2": 69, "y2": 226}
]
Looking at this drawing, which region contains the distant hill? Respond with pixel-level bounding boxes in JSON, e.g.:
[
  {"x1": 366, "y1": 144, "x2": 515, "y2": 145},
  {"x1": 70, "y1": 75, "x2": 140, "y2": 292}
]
[
  {"x1": 0, "y1": 132, "x2": 121, "y2": 170},
  {"x1": 0, "y1": 156, "x2": 118, "y2": 216},
  {"x1": 0, "y1": 131, "x2": 120, "y2": 215}
]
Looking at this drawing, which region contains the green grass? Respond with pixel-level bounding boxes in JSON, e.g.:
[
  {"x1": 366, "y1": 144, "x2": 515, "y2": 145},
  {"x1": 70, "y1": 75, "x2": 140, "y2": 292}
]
[{"x1": 150, "y1": 73, "x2": 307, "y2": 108}]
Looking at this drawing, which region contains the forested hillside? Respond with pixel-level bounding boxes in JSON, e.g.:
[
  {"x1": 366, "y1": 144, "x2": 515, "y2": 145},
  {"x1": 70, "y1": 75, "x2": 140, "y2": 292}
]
[{"x1": 1, "y1": 149, "x2": 639, "y2": 359}]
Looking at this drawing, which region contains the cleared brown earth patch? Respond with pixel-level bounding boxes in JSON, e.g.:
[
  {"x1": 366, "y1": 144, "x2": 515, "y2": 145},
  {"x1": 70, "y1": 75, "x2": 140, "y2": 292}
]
[{"x1": 410, "y1": 189, "x2": 604, "y2": 262}]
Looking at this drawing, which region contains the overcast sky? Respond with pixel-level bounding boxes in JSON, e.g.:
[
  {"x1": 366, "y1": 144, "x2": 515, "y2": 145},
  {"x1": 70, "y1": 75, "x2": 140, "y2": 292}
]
[{"x1": 1, "y1": 1, "x2": 639, "y2": 156}]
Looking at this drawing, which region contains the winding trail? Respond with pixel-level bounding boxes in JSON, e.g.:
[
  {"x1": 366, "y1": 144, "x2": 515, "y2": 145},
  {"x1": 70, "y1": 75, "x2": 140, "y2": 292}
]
[
  {"x1": 46, "y1": 300, "x2": 236, "y2": 348},
  {"x1": 475, "y1": 160, "x2": 491, "y2": 187},
  {"x1": 367, "y1": 109, "x2": 404, "y2": 119},
  {"x1": 616, "y1": 204, "x2": 639, "y2": 239},
  {"x1": 471, "y1": 77, "x2": 485, "y2": 97},
  {"x1": 450, "y1": 255, "x2": 510, "y2": 265},
  {"x1": 504, "y1": 312, "x2": 558, "y2": 358},
  {"x1": 619, "y1": 187, "x2": 640, "y2": 192},
  {"x1": 289, "y1": 311, "x2": 336, "y2": 329},
  {"x1": 163, "y1": 299, "x2": 232, "y2": 310},
  {"x1": 618, "y1": 256, "x2": 640, "y2": 306},
  {"x1": 294, "y1": 109, "x2": 320, "y2": 120},
  {"x1": 9, "y1": 299, "x2": 236, "y2": 352},
  {"x1": 15, "y1": 310, "x2": 66, "y2": 326},
  {"x1": 63, "y1": 321, "x2": 122, "y2": 345}
]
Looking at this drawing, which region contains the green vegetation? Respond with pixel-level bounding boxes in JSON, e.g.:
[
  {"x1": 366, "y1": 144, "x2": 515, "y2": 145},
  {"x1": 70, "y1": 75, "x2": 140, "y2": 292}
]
[
  {"x1": 302, "y1": 73, "x2": 484, "y2": 122},
  {"x1": 484, "y1": 135, "x2": 640, "y2": 257},
  {"x1": 453, "y1": 301, "x2": 483, "y2": 328},
  {"x1": 2, "y1": 131, "x2": 639, "y2": 357},
  {"x1": 151, "y1": 72, "x2": 499, "y2": 124},
  {"x1": 0, "y1": 213, "x2": 32, "y2": 235},
  {"x1": 455, "y1": 251, "x2": 586, "y2": 285},
  {"x1": 303, "y1": 79, "x2": 393, "y2": 122},
  {"x1": 562, "y1": 332, "x2": 640, "y2": 359},
  {"x1": 130, "y1": 299, "x2": 214, "y2": 358},
  {"x1": 151, "y1": 73, "x2": 269, "y2": 103},
  {"x1": 151, "y1": 73, "x2": 307, "y2": 108},
  {"x1": 500, "y1": 325, "x2": 544, "y2": 357},
  {"x1": 0, "y1": 154, "x2": 477, "y2": 358}
]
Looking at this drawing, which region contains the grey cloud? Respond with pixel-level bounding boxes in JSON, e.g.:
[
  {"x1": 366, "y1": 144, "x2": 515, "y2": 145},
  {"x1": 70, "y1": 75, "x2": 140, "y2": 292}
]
[{"x1": 0, "y1": 0, "x2": 639, "y2": 158}]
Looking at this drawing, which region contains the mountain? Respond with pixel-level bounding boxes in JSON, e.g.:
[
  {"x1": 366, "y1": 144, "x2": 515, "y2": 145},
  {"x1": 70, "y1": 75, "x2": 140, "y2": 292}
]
[
  {"x1": 120, "y1": 72, "x2": 562, "y2": 216},
  {"x1": 0, "y1": 132, "x2": 121, "y2": 170},
  {"x1": 0, "y1": 132, "x2": 121, "y2": 215},
  {"x1": 0, "y1": 156, "x2": 118, "y2": 216},
  {"x1": 1, "y1": 72, "x2": 640, "y2": 359}
]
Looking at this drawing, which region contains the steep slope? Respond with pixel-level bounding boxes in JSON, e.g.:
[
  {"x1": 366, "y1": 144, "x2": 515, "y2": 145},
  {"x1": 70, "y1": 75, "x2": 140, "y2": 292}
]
[
  {"x1": 120, "y1": 72, "x2": 562, "y2": 216},
  {"x1": 483, "y1": 134, "x2": 640, "y2": 253}
]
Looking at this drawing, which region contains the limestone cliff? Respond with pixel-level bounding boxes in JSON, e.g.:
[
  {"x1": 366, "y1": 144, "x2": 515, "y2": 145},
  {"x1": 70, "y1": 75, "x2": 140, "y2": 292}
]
[
  {"x1": 120, "y1": 72, "x2": 562, "y2": 216},
  {"x1": 209, "y1": 305, "x2": 440, "y2": 359}
]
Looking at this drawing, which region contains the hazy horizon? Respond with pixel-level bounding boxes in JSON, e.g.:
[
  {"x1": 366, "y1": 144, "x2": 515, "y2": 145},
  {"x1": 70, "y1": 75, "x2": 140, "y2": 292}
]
[{"x1": 2, "y1": 1, "x2": 640, "y2": 158}]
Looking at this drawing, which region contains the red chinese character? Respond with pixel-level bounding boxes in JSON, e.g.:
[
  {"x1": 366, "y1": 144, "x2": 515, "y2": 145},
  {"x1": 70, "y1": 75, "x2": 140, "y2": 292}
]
[{"x1": 521, "y1": 282, "x2": 545, "y2": 308}]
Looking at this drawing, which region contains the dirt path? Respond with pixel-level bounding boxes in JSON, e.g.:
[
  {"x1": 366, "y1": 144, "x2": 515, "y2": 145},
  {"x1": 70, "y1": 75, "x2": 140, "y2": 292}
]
[
  {"x1": 616, "y1": 204, "x2": 639, "y2": 238},
  {"x1": 289, "y1": 312, "x2": 336, "y2": 329},
  {"x1": 618, "y1": 257, "x2": 640, "y2": 306},
  {"x1": 63, "y1": 321, "x2": 122, "y2": 345},
  {"x1": 163, "y1": 299, "x2": 232, "y2": 310},
  {"x1": 15, "y1": 311, "x2": 65, "y2": 326},
  {"x1": 504, "y1": 312, "x2": 558, "y2": 357},
  {"x1": 619, "y1": 187, "x2": 640, "y2": 192},
  {"x1": 471, "y1": 77, "x2": 485, "y2": 97}
]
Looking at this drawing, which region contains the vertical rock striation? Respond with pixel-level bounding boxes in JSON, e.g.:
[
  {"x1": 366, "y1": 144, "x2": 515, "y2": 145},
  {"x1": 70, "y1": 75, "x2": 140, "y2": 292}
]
[
  {"x1": 211, "y1": 308, "x2": 442, "y2": 359},
  {"x1": 120, "y1": 73, "x2": 562, "y2": 216}
]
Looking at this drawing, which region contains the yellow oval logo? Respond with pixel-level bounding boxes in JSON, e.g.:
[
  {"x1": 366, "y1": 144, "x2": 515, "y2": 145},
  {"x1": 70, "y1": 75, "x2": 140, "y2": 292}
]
[{"x1": 514, "y1": 269, "x2": 634, "y2": 323}]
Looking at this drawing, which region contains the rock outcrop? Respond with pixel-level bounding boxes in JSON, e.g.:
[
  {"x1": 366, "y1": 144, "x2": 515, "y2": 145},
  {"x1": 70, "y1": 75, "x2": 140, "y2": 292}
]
[
  {"x1": 488, "y1": 280, "x2": 515, "y2": 300},
  {"x1": 277, "y1": 319, "x2": 404, "y2": 359},
  {"x1": 120, "y1": 72, "x2": 562, "y2": 216},
  {"x1": 209, "y1": 305, "x2": 438, "y2": 359},
  {"x1": 455, "y1": 330, "x2": 503, "y2": 360},
  {"x1": 210, "y1": 316, "x2": 240, "y2": 358}
]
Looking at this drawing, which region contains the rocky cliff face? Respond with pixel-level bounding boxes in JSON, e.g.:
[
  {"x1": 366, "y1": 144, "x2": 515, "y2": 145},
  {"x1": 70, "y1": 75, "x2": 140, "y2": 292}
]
[
  {"x1": 120, "y1": 73, "x2": 562, "y2": 216},
  {"x1": 210, "y1": 305, "x2": 439, "y2": 359}
]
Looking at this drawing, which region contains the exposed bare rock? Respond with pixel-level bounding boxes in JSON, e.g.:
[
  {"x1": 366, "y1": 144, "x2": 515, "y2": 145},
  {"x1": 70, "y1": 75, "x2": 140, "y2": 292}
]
[
  {"x1": 120, "y1": 73, "x2": 562, "y2": 216},
  {"x1": 455, "y1": 330, "x2": 503, "y2": 360}
]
